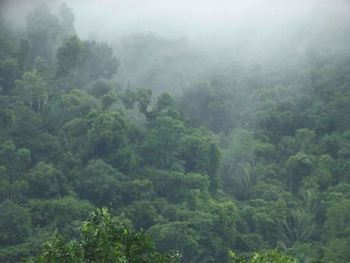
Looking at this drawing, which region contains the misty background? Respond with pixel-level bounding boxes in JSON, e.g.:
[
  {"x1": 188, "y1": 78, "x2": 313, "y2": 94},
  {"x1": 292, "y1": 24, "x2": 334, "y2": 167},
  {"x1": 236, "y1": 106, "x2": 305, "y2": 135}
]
[{"x1": 2, "y1": 0, "x2": 350, "y2": 94}]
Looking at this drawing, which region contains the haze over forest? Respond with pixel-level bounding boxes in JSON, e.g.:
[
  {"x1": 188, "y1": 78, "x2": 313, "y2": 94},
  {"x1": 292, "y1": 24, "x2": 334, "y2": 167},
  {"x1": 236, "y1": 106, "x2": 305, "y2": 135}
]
[
  {"x1": 4, "y1": 0, "x2": 350, "y2": 51},
  {"x1": 1, "y1": 0, "x2": 350, "y2": 262}
]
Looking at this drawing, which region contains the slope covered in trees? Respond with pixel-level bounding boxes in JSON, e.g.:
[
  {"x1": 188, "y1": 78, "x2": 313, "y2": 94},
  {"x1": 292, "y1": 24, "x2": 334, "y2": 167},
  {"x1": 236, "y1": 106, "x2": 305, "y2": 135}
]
[{"x1": 1, "y1": 3, "x2": 350, "y2": 263}]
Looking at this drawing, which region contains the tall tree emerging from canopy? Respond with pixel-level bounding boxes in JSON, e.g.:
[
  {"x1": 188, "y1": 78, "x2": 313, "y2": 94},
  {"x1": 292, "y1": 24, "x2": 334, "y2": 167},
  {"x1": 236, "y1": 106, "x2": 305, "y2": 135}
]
[
  {"x1": 56, "y1": 36, "x2": 84, "y2": 78},
  {"x1": 55, "y1": 36, "x2": 119, "y2": 87},
  {"x1": 58, "y1": 3, "x2": 76, "y2": 38},
  {"x1": 26, "y1": 4, "x2": 61, "y2": 64}
]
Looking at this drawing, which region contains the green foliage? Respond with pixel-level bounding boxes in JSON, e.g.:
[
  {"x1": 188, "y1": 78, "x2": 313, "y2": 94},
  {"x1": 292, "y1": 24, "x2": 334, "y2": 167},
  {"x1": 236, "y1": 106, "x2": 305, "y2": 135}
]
[
  {"x1": 55, "y1": 36, "x2": 118, "y2": 87},
  {"x1": 1, "y1": 3, "x2": 350, "y2": 262},
  {"x1": 28, "y1": 208, "x2": 180, "y2": 263},
  {"x1": 143, "y1": 109, "x2": 186, "y2": 169},
  {"x1": 0, "y1": 200, "x2": 32, "y2": 246},
  {"x1": 76, "y1": 159, "x2": 124, "y2": 207},
  {"x1": 27, "y1": 162, "x2": 68, "y2": 198},
  {"x1": 14, "y1": 71, "x2": 48, "y2": 112},
  {"x1": 86, "y1": 111, "x2": 128, "y2": 159},
  {"x1": 28, "y1": 197, "x2": 94, "y2": 235},
  {"x1": 282, "y1": 209, "x2": 314, "y2": 246},
  {"x1": 325, "y1": 198, "x2": 350, "y2": 239},
  {"x1": 229, "y1": 250, "x2": 297, "y2": 263},
  {"x1": 56, "y1": 36, "x2": 84, "y2": 78},
  {"x1": 0, "y1": 58, "x2": 20, "y2": 94},
  {"x1": 81, "y1": 40, "x2": 119, "y2": 81}
]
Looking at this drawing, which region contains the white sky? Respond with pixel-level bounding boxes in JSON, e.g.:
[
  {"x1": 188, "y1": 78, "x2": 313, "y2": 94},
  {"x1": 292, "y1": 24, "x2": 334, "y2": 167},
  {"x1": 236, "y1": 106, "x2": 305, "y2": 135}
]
[{"x1": 2, "y1": 0, "x2": 350, "y2": 42}]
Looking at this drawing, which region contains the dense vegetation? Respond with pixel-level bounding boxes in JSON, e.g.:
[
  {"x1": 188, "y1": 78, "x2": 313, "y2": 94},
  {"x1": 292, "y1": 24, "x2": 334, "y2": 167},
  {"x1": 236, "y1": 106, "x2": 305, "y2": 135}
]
[
  {"x1": 1, "y1": 3, "x2": 350, "y2": 263},
  {"x1": 29, "y1": 208, "x2": 181, "y2": 263}
]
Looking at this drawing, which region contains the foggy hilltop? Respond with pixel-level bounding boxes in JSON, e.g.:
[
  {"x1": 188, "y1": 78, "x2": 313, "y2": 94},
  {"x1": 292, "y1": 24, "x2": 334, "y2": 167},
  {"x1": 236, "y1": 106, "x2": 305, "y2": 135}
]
[
  {"x1": 3, "y1": 0, "x2": 350, "y2": 48},
  {"x1": 3, "y1": 0, "x2": 350, "y2": 93},
  {"x1": 1, "y1": 0, "x2": 350, "y2": 262}
]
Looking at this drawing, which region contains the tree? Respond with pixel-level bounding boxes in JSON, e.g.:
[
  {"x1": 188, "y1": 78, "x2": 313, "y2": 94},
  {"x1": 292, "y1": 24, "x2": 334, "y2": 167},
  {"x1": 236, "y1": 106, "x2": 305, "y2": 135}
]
[
  {"x1": 0, "y1": 200, "x2": 32, "y2": 246},
  {"x1": 286, "y1": 152, "x2": 313, "y2": 193},
  {"x1": 58, "y1": 3, "x2": 76, "y2": 38},
  {"x1": 17, "y1": 39, "x2": 32, "y2": 71},
  {"x1": 208, "y1": 143, "x2": 221, "y2": 192},
  {"x1": 28, "y1": 208, "x2": 180, "y2": 263},
  {"x1": 29, "y1": 197, "x2": 94, "y2": 238},
  {"x1": 14, "y1": 71, "x2": 48, "y2": 112},
  {"x1": 86, "y1": 111, "x2": 128, "y2": 159},
  {"x1": 0, "y1": 58, "x2": 20, "y2": 94},
  {"x1": 79, "y1": 40, "x2": 119, "y2": 83},
  {"x1": 282, "y1": 209, "x2": 314, "y2": 246},
  {"x1": 56, "y1": 36, "x2": 84, "y2": 78},
  {"x1": 143, "y1": 113, "x2": 185, "y2": 169},
  {"x1": 76, "y1": 159, "x2": 124, "y2": 208},
  {"x1": 27, "y1": 162, "x2": 68, "y2": 199},
  {"x1": 26, "y1": 4, "x2": 61, "y2": 63}
]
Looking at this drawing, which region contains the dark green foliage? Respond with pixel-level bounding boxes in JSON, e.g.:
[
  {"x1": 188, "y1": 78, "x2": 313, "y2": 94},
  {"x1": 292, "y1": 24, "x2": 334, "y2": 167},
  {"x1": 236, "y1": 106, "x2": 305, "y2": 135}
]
[
  {"x1": 76, "y1": 160, "x2": 124, "y2": 207},
  {"x1": 81, "y1": 40, "x2": 119, "y2": 81},
  {"x1": 0, "y1": 200, "x2": 32, "y2": 246},
  {"x1": 56, "y1": 36, "x2": 84, "y2": 78},
  {"x1": 26, "y1": 162, "x2": 68, "y2": 199},
  {"x1": 55, "y1": 37, "x2": 118, "y2": 88},
  {"x1": 0, "y1": 58, "x2": 20, "y2": 94}
]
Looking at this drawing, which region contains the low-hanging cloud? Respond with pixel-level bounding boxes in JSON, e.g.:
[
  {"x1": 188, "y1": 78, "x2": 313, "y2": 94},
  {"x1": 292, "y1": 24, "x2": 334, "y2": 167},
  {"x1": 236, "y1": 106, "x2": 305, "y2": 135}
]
[
  {"x1": 2, "y1": 0, "x2": 350, "y2": 67},
  {"x1": 3, "y1": 0, "x2": 349, "y2": 40}
]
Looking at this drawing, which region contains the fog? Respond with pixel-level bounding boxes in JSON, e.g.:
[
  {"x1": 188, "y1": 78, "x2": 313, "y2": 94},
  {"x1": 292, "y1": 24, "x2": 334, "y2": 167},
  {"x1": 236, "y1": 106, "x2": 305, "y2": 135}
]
[
  {"x1": 2, "y1": 1, "x2": 350, "y2": 262},
  {"x1": 2, "y1": 0, "x2": 350, "y2": 92},
  {"x1": 68, "y1": 0, "x2": 350, "y2": 48},
  {"x1": 3, "y1": 0, "x2": 350, "y2": 42}
]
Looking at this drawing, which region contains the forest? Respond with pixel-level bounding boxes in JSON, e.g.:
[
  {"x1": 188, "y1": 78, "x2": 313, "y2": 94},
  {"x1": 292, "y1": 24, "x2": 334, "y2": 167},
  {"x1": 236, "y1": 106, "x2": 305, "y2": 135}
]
[{"x1": 0, "y1": 1, "x2": 350, "y2": 262}]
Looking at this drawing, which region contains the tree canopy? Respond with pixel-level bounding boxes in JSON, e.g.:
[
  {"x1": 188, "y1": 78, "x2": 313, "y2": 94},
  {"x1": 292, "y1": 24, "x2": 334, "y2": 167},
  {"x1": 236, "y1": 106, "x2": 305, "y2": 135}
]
[{"x1": 0, "y1": 3, "x2": 350, "y2": 263}]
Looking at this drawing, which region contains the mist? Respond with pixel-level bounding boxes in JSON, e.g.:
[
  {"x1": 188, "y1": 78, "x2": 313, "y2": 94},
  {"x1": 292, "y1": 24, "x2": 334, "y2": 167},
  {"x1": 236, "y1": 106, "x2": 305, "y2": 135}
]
[
  {"x1": 1, "y1": 0, "x2": 350, "y2": 262},
  {"x1": 3, "y1": 0, "x2": 349, "y2": 70},
  {"x1": 3, "y1": 0, "x2": 350, "y2": 76},
  {"x1": 3, "y1": 0, "x2": 350, "y2": 42}
]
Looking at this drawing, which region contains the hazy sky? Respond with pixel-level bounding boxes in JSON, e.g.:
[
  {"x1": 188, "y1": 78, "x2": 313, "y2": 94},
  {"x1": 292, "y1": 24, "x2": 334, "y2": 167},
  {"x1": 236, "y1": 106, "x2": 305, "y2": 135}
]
[
  {"x1": 62, "y1": 0, "x2": 349, "y2": 40},
  {"x1": 2, "y1": 0, "x2": 350, "y2": 53},
  {"x1": 2, "y1": 0, "x2": 348, "y2": 37}
]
